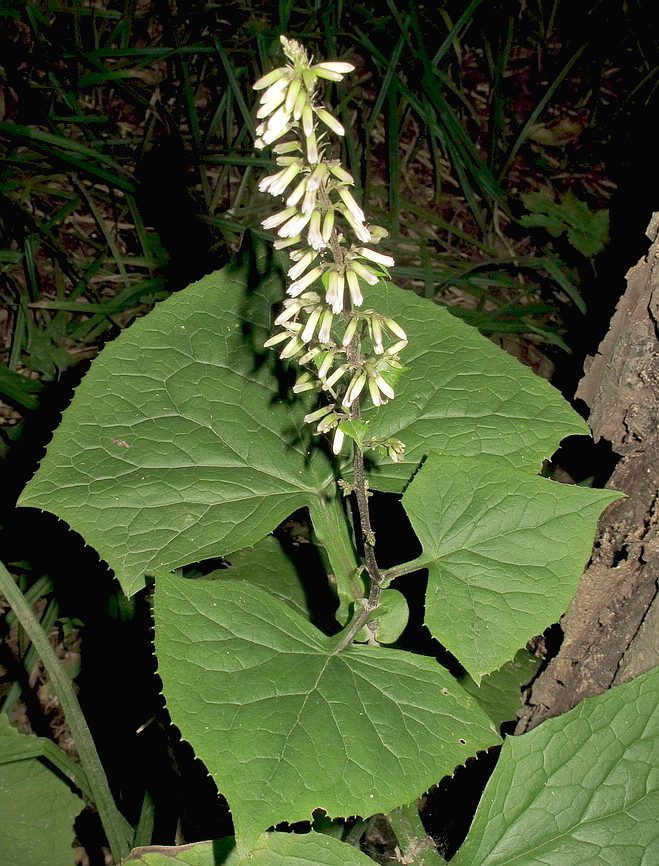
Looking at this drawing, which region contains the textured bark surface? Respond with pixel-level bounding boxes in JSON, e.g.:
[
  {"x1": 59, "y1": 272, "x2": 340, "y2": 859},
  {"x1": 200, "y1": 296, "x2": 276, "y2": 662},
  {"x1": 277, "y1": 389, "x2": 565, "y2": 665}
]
[{"x1": 516, "y1": 213, "x2": 659, "y2": 733}]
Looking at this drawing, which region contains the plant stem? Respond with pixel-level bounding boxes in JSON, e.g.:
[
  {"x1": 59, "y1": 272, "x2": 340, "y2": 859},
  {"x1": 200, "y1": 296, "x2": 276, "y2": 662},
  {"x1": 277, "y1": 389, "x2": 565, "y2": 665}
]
[
  {"x1": 310, "y1": 484, "x2": 365, "y2": 623},
  {"x1": 332, "y1": 441, "x2": 387, "y2": 652},
  {"x1": 0, "y1": 559, "x2": 133, "y2": 862}
]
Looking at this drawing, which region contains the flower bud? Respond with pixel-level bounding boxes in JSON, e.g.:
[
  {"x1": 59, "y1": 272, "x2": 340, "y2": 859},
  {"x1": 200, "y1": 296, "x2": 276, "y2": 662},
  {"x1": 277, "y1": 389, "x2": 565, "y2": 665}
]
[
  {"x1": 314, "y1": 61, "x2": 355, "y2": 74},
  {"x1": 318, "y1": 309, "x2": 334, "y2": 344},
  {"x1": 288, "y1": 265, "x2": 324, "y2": 296},
  {"x1": 343, "y1": 370, "x2": 367, "y2": 408},
  {"x1": 301, "y1": 307, "x2": 323, "y2": 343},
  {"x1": 355, "y1": 247, "x2": 395, "y2": 268},
  {"x1": 315, "y1": 107, "x2": 345, "y2": 136},
  {"x1": 285, "y1": 78, "x2": 302, "y2": 113},
  {"x1": 346, "y1": 268, "x2": 364, "y2": 306},
  {"x1": 332, "y1": 426, "x2": 345, "y2": 454},
  {"x1": 304, "y1": 403, "x2": 335, "y2": 424},
  {"x1": 253, "y1": 67, "x2": 289, "y2": 90}
]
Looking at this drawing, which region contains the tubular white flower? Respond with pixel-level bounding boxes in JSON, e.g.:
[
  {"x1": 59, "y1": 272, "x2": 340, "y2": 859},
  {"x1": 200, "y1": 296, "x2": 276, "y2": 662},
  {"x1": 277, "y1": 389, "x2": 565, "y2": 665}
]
[
  {"x1": 314, "y1": 61, "x2": 355, "y2": 74},
  {"x1": 338, "y1": 205, "x2": 371, "y2": 242},
  {"x1": 306, "y1": 162, "x2": 329, "y2": 191},
  {"x1": 261, "y1": 205, "x2": 298, "y2": 230},
  {"x1": 273, "y1": 139, "x2": 301, "y2": 155},
  {"x1": 314, "y1": 107, "x2": 345, "y2": 136},
  {"x1": 287, "y1": 250, "x2": 318, "y2": 280},
  {"x1": 301, "y1": 186, "x2": 317, "y2": 215},
  {"x1": 285, "y1": 78, "x2": 302, "y2": 112},
  {"x1": 292, "y1": 372, "x2": 318, "y2": 393},
  {"x1": 312, "y1": 68, "x2": 344, "y2": 82},
  {"x1": 263, "y1": 330, "x2": 292, "y2": 349},
  {"x1": 321, "y1": 210, "x2": 335, "y2": 243},
  {"x1": 266, "y1": 104, "x2": 293, "y2": 134},
  {"x1": 332, "y1": 426, "x2": 345, "y2": 454},
  {"x1": 256, "y1": 88, "x2": 287, "y2": 118},
  {"x1": 307, "y1": 210, "x2": 325, "y2": 250},
  {"x1": 337, "y1": 188, "x2": 366, "y2": 224},
  {"x1": 355, "y1": 247, "x2": 395, "y2": 268},
  {"x1": 286, "y1": 177, "x2": 308, "y2": 207},
  {"x1": 259, "y1": 161, "x2": 302, "y2": 196},
  {"x1": 292, "y1": 88, "x2": 307, "y2": 121},
  {"x1": 328, "y1": 163, "x2": 354, "y2": 185},
  {"x1": 302, "y1": 103, "x2": 314, "y2": 137},
  {"x1": 326, "y1": 270, "x2": 345, "y2": 313},
  {"x1": 278, "y1": 211, "x2": 311, "y2": 238},
  {"x1": 299, "y1": 345, "x2": 323, "y2": 365},
  {"x1": 369, "y1": 317, "x2": 384, "y2": 354},
  {"x1": 273, "y1": 234, "x2": 301, "y2": 249},
  {"x1": 300, "y1": 307, "x2": 323, "y2": 343},
  {"x1": 342, "y1": 315, "x2": 360, "y2": 346},
  {"x1": 343, "y1": 371, "x2": 367, "y2": 408},
  {"x1": 367, "y1": 376, "x2": 384, "y2": 406},
  {"x1": 258, "y1": 75, "x2": 291, "y2": 105},
  {"x1": 279, "y1": 335, "x2": 305, "y2": 360},
  {"x1": 260, "y1": 122, "x2": 293, "y2": 145},
  {"x1": 350, "y1": 260, "x2": 379, "y2": 285},
  {"x1": 323, "y1": 363, "x2": 349, "y2": 390},
  {"x1": 304, "y1": 403, "x2": 335, "y2": 424},
  {"x1": 367, "y1": 366, "x2": 395, "y2": 400},
  {"x1": 386, "y1": 339, "x2": 408, "y2": 355},
  {"x1": 317, "y1": 308, "x2": 334, "y2": 344},
  {"x1": 383, "y1": 318, "x2": 407, "y2": 342},
  {"x1": 305, "y1": 130, "x2": 319, "y2": 164},
  {"x1": 317, "y1": 349, "x2": 337, "y2": 380},
  {"x1": 346, "y1": 268, "x2": 364, "y2": 306},
  {"x1": 253, "y1": 67, "x2": 289, "y2": 91},
  {"x1": 288, "y1": 265, "x2": 324, "y2": 296}
]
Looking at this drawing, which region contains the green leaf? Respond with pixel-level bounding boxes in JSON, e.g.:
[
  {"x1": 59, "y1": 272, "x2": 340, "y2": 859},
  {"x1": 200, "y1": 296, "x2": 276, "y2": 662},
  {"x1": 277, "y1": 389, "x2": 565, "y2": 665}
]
[
  {"x1": 154, "y1": 575, "x2": 499, "y2": 855},
  {"x1": 400, "y1": 453, "x2": 620, "y2": 678},
  {"x1": 20, "y1": 255, "x2": 340, "y2": 598},
  {"x1": 204, "y1": 534, "x2": 310, "y2": 620},
  {"x1": 0, "y1": 717, "x2": 83, "y2": 866},
  {"x1": 519, "y1": 191, "x2": 609, "y2": 257},
  {"x1": 452, "y1": 665, "x2": 659, "y2": 866},
  {"x1": 337, "y1": 418, "x2": 371, "y2": 449},
  {"x1": 357, "y1": 281, "x2": 588, "y2": 493},
  {"x1": 122, "y1": 832, "x2": 377, "y2": 866},
  {"x1": 457, "y1": 648, "x2": 542, "y2": 730}
]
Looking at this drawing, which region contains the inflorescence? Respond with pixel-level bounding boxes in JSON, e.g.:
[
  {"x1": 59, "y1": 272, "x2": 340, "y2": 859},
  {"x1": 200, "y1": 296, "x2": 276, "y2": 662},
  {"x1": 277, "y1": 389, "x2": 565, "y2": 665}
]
[{"x1": 254, "y1": 36, "x2": 407, "y2": 461}]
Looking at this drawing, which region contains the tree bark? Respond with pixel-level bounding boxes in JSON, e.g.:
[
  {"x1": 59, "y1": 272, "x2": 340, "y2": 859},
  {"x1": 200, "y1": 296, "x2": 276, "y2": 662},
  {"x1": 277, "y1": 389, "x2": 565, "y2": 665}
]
[{"x1": 516, "y1": 213, "x2": 659, "y2": 733}]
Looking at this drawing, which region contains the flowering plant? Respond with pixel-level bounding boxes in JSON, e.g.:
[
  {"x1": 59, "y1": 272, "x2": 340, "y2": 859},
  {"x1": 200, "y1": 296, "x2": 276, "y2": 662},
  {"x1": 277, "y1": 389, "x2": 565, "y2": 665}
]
[{"x1": 13, "y1": 33, "x2": 631, "y2": 866}]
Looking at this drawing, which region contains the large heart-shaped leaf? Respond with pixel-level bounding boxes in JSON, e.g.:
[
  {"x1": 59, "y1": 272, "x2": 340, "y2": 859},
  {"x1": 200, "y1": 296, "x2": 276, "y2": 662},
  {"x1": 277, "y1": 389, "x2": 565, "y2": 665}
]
[
  {"x1": 19, "y1": 253, "x2": 348, "y2": 598},
  {"x1": 154, "y1": 575, "x2": 499, "y2": 855},
  {"x1": 400, "y1": 453, "x2": 619, "y2": 678},
  {"x1": 452, "y1": 665, "x2": 659, "y2": 866},
  {"x1": 357, "y1": 282, "x2": 588, "y2": 492},
  {"x1": 20, "y1": 244, "x2": 587, "y2": 598}
]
